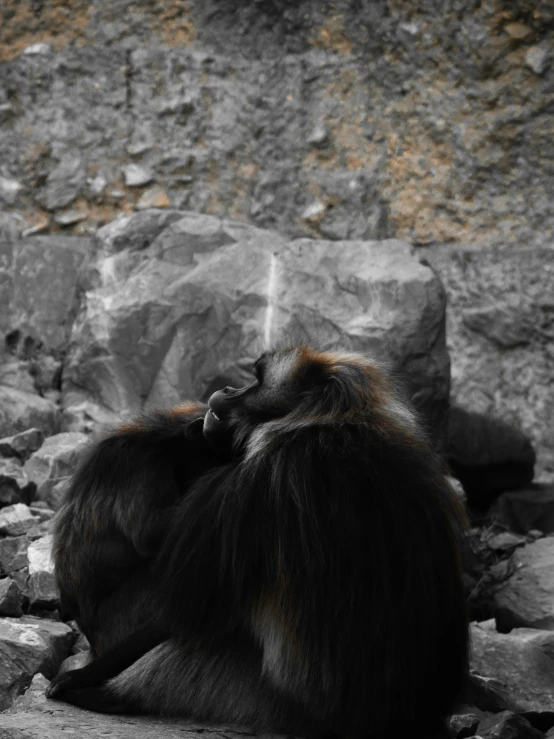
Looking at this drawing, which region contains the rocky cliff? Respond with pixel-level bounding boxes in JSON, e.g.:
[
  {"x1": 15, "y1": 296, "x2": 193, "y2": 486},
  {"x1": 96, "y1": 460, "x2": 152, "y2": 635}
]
[{"x1": 1, "y1": 0, "x2": 553, "y2": 248}]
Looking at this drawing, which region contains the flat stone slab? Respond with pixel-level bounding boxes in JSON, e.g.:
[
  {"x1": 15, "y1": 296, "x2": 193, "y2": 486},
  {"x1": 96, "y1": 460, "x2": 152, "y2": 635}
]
[{"x1": 1, "y1": 673, "x2": 285, "y2": 739}]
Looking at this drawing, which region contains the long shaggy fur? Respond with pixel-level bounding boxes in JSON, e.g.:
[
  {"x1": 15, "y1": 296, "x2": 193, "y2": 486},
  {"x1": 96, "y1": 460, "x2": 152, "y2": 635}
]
[
  {"x1": 49, "y1": 346, "x2": 469, "y2": 738},
  {"x1": 53, "y1": 402, "x2": 225, "y2": 656}
]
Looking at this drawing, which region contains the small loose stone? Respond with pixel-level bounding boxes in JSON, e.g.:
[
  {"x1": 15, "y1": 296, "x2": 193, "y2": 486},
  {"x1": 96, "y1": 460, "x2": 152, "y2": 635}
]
[{"x1": 122, "y1": 164, "x2": 154, "y2": 187}]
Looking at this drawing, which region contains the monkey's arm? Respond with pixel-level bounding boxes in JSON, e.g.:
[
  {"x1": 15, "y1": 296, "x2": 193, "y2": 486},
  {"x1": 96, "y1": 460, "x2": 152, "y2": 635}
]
[{"x1": 46, "y1": 621, "x2": 166, "y2": 699}]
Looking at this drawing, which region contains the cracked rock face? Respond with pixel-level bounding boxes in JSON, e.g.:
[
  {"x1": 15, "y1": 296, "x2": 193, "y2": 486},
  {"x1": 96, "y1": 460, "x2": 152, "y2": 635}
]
[
  {"x1": 61, "y1": 210, "x2": 450, "y2": 438},
  {"x1": 1, "y1": 1, "x2": 554, "y2": 249}
]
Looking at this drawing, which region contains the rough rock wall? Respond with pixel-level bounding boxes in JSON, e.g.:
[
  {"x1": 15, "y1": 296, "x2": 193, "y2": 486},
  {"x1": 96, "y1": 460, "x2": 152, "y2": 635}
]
[
  {"x1": 427, "y1": 244, "x2": 554, "y2": 479},
  {"x1": 1, "y1": 0, "x2": 553, "y2": 246}
]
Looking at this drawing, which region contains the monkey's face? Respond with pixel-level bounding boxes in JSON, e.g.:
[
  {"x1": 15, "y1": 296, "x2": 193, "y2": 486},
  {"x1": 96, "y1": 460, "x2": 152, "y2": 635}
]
[
  {"x1": 203, "y1": 351, "x2": 296, "y2": 440},
  {"x1": 202, "y1": 345, "x2": 393, "y2": 447}
]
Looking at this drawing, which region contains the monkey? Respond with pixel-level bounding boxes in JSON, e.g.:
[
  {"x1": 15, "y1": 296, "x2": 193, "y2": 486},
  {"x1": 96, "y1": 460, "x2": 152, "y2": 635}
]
[
  {"x1": 53, "y1": 401, "x2": 230, "y2": 657},
  {"x1": 48, "y1": 346, "x2": 469, "y2": 739}
]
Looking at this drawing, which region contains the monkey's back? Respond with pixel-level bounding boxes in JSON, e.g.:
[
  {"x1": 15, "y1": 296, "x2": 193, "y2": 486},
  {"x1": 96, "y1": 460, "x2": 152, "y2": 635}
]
[
  {"x1": 53, "y1": 404, "x2": 222, "y2": 655},
  {"x1": 153, "y1": 420, "x2": 468, "y2": 736}
]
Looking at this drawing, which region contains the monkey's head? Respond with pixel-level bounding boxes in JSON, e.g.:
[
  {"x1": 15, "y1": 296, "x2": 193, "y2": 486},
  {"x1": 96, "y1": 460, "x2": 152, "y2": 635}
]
[{"x1": 203, "y1": 345, "x2": 419, "y2": 452}]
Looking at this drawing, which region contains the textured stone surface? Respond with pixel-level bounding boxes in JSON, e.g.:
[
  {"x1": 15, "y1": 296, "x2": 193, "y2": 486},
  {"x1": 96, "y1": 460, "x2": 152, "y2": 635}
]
[
  {"x1": 0, "y1": 387, "x2": 59, "y2": 439},
  {"x1": 492, "y1": 536, "x2": 554, "y2": 632},
  {"x1": 0, "y1": 457, "x2": 36, "y2": 507},
  {"x1": 26, "y1": 535, "x2": 58, "y2": 608},
  {"x1": 39, "y1": 156, "x2": 86, "y2": 211},
  {"x1": 0, "y1": 616, "x2": 73, "y2": 711},
  {"x1": 426, "y1": 244, "x2": 554, "y2": 481},
  {"x1": 23, "y1": 433, "x2": 89, "y2": 508},
  {"x1": 0, "y1": 428, "x2": 45, "y2": 462},
  {"x1": 0, "y1": 577, "x2": 23, "y2": 617},
  {"x1": 9, "y1": 567, "x2": 30, "y2": 601},
  {"x1": 486, "y1": 531, "x2": 527, "y2": 553},
  {"x1": 0, "y1": 536, "x2": 29, "y2": 575},
  {"x1": 62, "y1": 211, "x2": 449, "y2": 435},
  {"x1": 470, "y1": 623, "x2": 554, "y2": 715},
  {"x1": 0, "y1": 362, "x2": 36, "y2": 395},
  {"x1": 0, "y1": 504, "x2": 39, "y2": 536},
  {"x1": 61, "y1": 400, "x2": 119, "y2": 435},
  {"x1": 0, "y1": 236, "x2": 92, "y2": 352},
  {"x1": 28, "y1": 504, "x2": 55, "y2": 523},
  {"x1": 477, "y1": 711, "x2": 542, "y2": 739},
  {"x1": 1, "y1": 1, "x2": 553, "y2": 249},
  {"x1": 43, "y1": 478, "x2": 70, "y2": 512},
  {"x1": 448, "y1": 712, "x2": 482, "y2": 739}
]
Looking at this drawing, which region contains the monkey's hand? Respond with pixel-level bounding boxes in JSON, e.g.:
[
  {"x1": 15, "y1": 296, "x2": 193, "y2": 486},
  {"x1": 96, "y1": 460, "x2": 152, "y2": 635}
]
[{"x1": 46, "y1": 668, "x2": 91, "y2": 700}]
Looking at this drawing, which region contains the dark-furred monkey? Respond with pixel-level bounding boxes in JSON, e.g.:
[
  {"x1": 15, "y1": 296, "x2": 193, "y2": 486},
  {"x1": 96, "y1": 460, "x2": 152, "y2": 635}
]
[{"x1": 49, "y1": 346, "x2": 468, "y2": 739}]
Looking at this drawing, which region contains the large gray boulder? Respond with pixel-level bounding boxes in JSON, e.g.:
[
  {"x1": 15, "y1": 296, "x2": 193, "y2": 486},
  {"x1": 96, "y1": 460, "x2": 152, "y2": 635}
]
[{"x1": 62, "y1": 210, "x2": 450, "y2": 435}]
